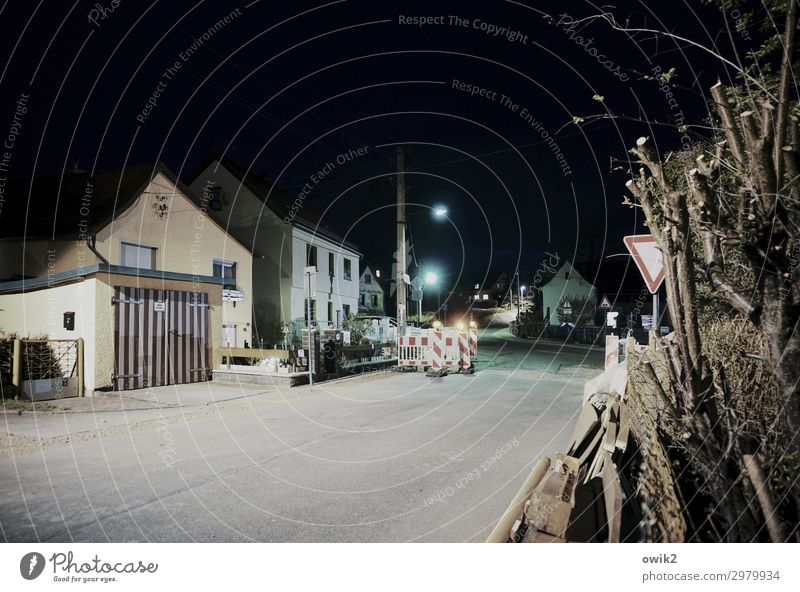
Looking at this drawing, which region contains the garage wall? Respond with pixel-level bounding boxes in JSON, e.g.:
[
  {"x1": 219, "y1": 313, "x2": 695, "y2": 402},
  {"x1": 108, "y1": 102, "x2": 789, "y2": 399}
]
[{"x1": 0, "y1": 278, "x2": 99, "y2": 392}]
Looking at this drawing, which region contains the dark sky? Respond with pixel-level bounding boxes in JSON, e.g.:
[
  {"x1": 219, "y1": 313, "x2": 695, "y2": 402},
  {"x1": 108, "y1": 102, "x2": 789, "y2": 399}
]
[{"x1": 0, "y1": 0, "x2": 754, "y2": 289}]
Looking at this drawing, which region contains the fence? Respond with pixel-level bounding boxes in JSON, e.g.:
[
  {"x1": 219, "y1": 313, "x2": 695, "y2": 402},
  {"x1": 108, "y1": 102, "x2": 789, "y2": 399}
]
[
  {"x1": 513, "y1": 321, "x2": 650, "y2": 346},
  {"x1": 0, "y1": 338, "x2": 84, "y2": 400}
]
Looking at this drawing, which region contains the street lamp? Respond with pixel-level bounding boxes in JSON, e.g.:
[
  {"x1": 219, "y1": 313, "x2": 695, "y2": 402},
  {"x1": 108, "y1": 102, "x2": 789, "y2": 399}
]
[
  {"x1": 518, "y1": 283, "x2": 526, "y2": 319},
  {"x1": 433, "y1": 206, "x2": 448, "y2": 218}
]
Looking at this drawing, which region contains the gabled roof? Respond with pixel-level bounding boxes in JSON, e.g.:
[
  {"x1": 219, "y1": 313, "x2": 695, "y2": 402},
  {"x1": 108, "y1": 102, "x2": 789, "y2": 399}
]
[
  {"x1": 186, "y1": 152, "x2": 359, "y2": 253},
  {"x1": 0, "y1": 162, "x2": 254, "y2": 254},
  {"x1": 0, "y1": 163, "x2": 164, "y2": 239}
]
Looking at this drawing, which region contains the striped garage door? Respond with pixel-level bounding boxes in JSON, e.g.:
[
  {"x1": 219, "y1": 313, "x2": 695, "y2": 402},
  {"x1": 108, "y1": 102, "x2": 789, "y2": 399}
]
[{"x1": 113, "y1": 287, "x2": 209, "y2": 391}]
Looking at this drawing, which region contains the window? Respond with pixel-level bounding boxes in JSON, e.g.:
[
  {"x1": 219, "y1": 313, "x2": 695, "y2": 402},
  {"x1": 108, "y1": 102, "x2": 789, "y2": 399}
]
[
  {"x1": 120, "y1": 242, "x2": 156, "y2": 269},
  {"x1": 343, "y1": 258, "x2": 352, "y2": 281},
  {"x1": 306, "y1": 244, "x2": 317, "y2": 268},
  {"x1": 371, "y1": 294, "x2": 378, "y2": 307},
  {"x1": 364, "y1": 273, "x2": 372, "y2": 285},
  {"x1": 327, "y1": 301, "x2": 333, "y2": 322},
  {"x1": 328, "y1": 252, "x2": 334, "y2": 276},
  {"x1": 213, "y1": 259, "x2": 237, "y2": 287},
  {"x1": 343, "y1": 304, "x2": 350, "y2": 318},
  {"x1": 210, "y1": 187, "x2": 222, "y2": 211},
  {"x1": 359, "y1": 294, "x2": 365, "y2": 306},
  {"x1": 304, "y1": 299, "x2": 317, "y2": 323}
]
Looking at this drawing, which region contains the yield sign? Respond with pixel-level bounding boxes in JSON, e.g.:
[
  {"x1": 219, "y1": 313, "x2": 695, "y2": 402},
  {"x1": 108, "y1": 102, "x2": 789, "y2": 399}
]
[
  {"x1": 623, "y1": 234, "x2": 665, "y2": 294},
  {"x1": 599, "y1": 295, "x2": 612, "y2": 309}
]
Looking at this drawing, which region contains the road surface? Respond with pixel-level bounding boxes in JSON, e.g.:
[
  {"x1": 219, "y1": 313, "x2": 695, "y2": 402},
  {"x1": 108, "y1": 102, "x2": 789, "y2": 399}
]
[{"x1": 0, "y1": 326, "x2": 602, "y2": 542}]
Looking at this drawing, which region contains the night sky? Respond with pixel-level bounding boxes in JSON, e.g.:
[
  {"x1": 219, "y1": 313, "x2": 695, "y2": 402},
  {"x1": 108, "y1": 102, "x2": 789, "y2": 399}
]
[{"x1": 0, "y1": 0, "x2": 752, "y2": 291}]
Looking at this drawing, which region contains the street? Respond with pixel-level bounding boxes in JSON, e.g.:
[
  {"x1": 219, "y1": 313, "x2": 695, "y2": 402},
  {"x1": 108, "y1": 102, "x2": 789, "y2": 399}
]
[{"x1": 0, "y1": 328, "x2": 602, "y2": 542}]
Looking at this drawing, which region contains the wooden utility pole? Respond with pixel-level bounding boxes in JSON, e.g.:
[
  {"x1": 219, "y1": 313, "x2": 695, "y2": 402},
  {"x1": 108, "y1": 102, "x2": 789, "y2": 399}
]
[{"x1": 396, "y1": 145, "x2": 407, "y2": 331}]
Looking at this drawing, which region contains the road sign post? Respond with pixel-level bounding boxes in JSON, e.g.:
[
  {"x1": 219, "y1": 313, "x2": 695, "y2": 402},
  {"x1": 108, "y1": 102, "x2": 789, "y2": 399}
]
[{"x1": 623, "y1": 235, "x2": 665, "y2": 344}]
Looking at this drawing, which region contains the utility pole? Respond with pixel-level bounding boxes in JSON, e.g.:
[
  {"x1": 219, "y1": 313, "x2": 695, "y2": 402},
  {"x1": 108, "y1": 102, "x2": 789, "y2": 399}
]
[{"x1": 396, "y1": 145, "x2": 407, "y2": 334}]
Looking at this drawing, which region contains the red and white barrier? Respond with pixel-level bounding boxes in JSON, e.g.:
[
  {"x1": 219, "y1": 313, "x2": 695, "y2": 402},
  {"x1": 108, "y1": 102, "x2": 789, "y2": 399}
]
[
  {"x1": 458, "y1": 331, "x2": 470, "y2": 368},
  {"x1": 398, "y1": 333, "x2": 430, "y2": 367},
  {"x1": 468, "y1": 328, "x2": 478, "y2": 360},
  {"x1": 397, "y1": 325, "x2": 479, "y2": 373}
]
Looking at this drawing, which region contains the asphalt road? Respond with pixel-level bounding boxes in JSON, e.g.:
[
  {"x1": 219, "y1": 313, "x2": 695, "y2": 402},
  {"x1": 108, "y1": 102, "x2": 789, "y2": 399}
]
[{"x1": 0, "y1": 327, "x2": 602, "y2": 542}]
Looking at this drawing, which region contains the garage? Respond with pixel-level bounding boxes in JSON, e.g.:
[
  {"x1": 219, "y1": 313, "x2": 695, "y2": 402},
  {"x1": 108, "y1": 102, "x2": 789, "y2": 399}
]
[{"x1": 113, "y1": 286, "x2": 210, "y2": 391}]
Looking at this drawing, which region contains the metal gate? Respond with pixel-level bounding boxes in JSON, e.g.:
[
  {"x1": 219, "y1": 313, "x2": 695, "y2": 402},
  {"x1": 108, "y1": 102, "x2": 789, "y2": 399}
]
[{"x1": 113, "y1": 286, "x2": 209, "y2": 391}]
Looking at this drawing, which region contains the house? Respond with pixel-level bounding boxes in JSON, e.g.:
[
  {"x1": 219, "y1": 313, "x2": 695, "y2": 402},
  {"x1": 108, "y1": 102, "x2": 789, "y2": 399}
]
[
  {"x1": 0, "y1": 163, "x2": 254, "y2": 393},
  {"x1": 186, "y1": 153, "x2": 360, "y2": 340},
  {"x1": 359, "y1": 262, "x2": 385, "y2": 314},
  {"x1": 539, "y1": 261, "x2": 597, "y2": 325},
  {"x1": 573, "y1": 259, "x2": 658, "y2": 329}
]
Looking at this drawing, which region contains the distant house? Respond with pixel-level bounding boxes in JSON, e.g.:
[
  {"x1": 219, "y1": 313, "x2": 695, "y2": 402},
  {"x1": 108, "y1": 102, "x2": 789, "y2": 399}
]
[
  {"x1": 0, "y1": 163, "x2": 254, "y2": 393},
  {"x1": 539, "y1": 261, "x2": 597, "y2": 325},
  {"x1": 186, "y1": 153, "x2": 360, "y2": 340},
  {"x1": 573, "y1": 260, "x2": 658, "y2": 329},
  {"x1": 359, "y1": 262, "x2": 385, "y2": 314}
]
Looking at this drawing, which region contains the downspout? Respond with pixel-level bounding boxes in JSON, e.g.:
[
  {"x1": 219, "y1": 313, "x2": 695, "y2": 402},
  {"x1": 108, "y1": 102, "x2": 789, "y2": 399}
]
[{"x1": 86, "y1": 232, "x2": 109, "y2": 264}]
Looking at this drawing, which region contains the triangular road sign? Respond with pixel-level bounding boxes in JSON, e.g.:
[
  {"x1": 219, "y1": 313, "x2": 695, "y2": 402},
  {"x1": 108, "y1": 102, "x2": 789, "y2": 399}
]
[
  {"x1": 599, "y1": 295, "x2": 612, "y2": 309},
  {"x1": 623, "y1": 234, "x2": 665, "y2": 294}
]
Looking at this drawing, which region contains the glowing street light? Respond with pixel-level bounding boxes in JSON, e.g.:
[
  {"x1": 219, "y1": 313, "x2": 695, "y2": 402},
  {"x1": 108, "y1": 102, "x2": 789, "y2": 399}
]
[
  {"x1": 424, "y1": 271, "x2": 439, "y2": 285},
  {"x1": 433, "y1": 206, "x2": 448, "y2": 218}
]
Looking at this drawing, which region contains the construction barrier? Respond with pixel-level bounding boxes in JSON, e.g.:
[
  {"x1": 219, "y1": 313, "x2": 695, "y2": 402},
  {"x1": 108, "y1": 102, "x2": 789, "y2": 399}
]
[
  {"x1": 398, "y1": 333, "x2": 430, "y2": 368},
  {"x1": 469, "y1": 328, "x2": 478, "y2": 360},
  {"x1": 397, "y1": 326, "x2": 477, "y2": 372}
]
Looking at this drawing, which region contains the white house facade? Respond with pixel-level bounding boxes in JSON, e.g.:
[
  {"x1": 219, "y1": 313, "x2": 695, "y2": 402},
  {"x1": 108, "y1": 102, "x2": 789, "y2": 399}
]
[
  {"x1": 539, "y1": 261, "x2": 597, "y2": 325},
  {"x1": 358, "y1": 263, "x2": 385, "y2": 314},
  {"x1": 187, "y1": 153, "x2": 360, "y2": 340}
]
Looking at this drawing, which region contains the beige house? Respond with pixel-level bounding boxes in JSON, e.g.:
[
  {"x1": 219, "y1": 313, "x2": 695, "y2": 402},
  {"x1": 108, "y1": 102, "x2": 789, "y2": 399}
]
[{"x1": 0, "y1": 163, "x2": 253, "y2": 393}]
